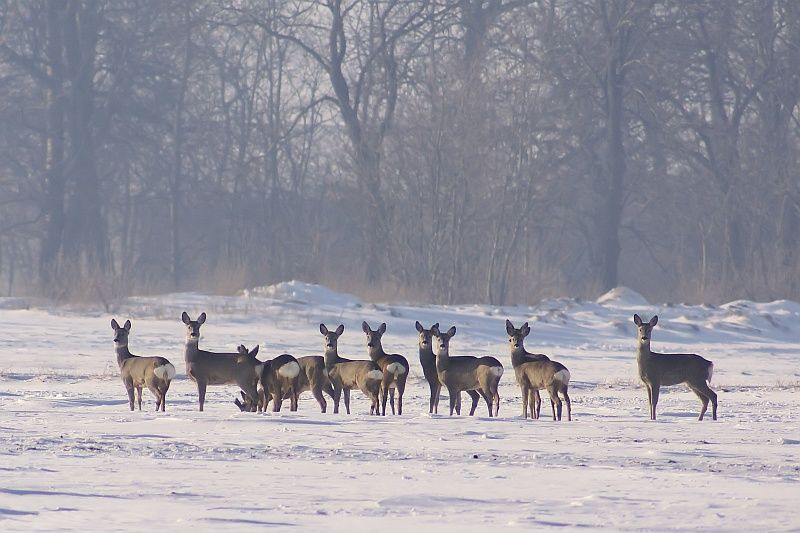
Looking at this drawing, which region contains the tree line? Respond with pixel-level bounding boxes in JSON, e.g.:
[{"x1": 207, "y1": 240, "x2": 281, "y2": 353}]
[{"x1": 0, "y1": 0, "x2": 797, "y2": 304}]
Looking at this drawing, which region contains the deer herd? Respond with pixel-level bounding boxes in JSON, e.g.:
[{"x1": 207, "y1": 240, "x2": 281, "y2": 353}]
[{"x1": 110, "y1": 312, "x2": 719, "y2": 422}]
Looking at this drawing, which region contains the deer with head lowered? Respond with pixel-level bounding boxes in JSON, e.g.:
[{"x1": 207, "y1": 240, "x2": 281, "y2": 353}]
[
  {"x1": 246, "y1": 344, "x2": 302, "y2": 412},
  {"x1": 416, "y1": 321, "x2": 479, "y2": 415},
  {"x1": 506, "y1": 319, "x2": 571, "y2": 421},
  {"x1": 320, "y1": 323, "x2": 383, "y2": 415},
  {"x1": 362, "y1": 321, "x2": 409, "y2": 415},
  {"x1": 431, "y1": 325, "x2": 503, "y2": 417},
  {"x1": 181, "y1": 312, "x2": 261, "y2": 412},
  {"x1": 633, "y1": 314, "x2": 717, "y2": 421},
  {"x1": 293, "y1": 355, "x2": 335, "y2": 412},
  {"x1": 111, "y1": 319, "x2": 176, "y2": 411}
]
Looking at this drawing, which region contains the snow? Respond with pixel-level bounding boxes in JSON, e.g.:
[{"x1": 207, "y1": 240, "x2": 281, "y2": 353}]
[{"x1": 2, "y1": 281, "x2": 800, "y2": 531}]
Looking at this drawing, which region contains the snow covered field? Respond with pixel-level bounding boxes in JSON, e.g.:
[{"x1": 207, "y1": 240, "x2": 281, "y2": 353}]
[{"x1": 1, "y1": 282, "x2": 799, "y2": 531}]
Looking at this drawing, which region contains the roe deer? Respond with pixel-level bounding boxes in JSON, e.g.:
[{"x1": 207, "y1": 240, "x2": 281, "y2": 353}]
[
  {"x1": 362, "y1": 321, "x2": 409, "y2": 415},
  {"x1": 431, "y1": 325, "x2": 503, "y2": 417},
  {"x1": 633, "y1": 314, "x2": 717, "y2": 421},
  {"x1": 181, "y1": 312, "x2": 261, "y2": 412},
  {"x1": 111, "y1": 319, "x2": 176, "y2": 412},
  {"x1": 295, "y1": 356, "x2": 335, "y2": 413},
  {"x1": 244, "y1": 344, "x2": 301, "y2": 412},
  {"x1": 320, "y1": 323, "x2": 382, "y2": 415},
  {"x1": 416, "y1": 321, "x2": 479, "y2": 415},
  {"x1": 505, "y1": 320, "x2": 571, "y2": 421}
]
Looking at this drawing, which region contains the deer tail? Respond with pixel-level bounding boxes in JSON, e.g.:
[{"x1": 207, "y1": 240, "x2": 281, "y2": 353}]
[{"x1": 707, "y1": 362, "x2": 714, "y2": 383}]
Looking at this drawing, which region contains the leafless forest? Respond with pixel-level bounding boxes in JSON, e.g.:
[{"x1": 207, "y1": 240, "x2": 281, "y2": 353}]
[{"x1": 0, "y1": 1, "x2": 798, "y2": 305}]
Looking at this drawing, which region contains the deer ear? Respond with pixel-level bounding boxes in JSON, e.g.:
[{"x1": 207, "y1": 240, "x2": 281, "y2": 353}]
[
  {"x1": 335, "y1": 324, "x2": 344, "y2": 336},
  {"x1": 521, "y1": 323, "x2": 530, "y2": 337},
  {"x1": 123, "y1": 320, "x2": 131, "y2": 331},
  {"x1": 415, "y1": 321, "x2": 423, "y2": 333},
  {"x1": 250, "y1": 345, "x2": 259, "y2": 357},
  {"x1": 361, "y1": 321, "x2": 370, "y2": 333},
  {"x1": 319, "y1": 323, "x2": 328, "y2": 335},
  {"x1": 649, "y1": 315, "x2": 658, "y2": 327},
  {"x1": 432, "y1": 322, "x2": 439, "y2": 331},
  {"x1": 447, "y1": 326, "x2": 457, "y2": 337},
  {"x1": 111, "y1": 319, "x2": 120, "y2": 330},
  {"x1": 198, "y1": 312, "x2": 206, "y2": 325},
  {"x1": 181, "y1": 312, "x2": 190, "y2": 325},
  {"x1": 633, "y1": 314, "x2": 642, "y2": 326},
  {"x1": 378, "y1": 323, "x2": 386, "y2": 335},
  {"x1": 505, "y1": 320, "x2": 515, "y2": 336},
  {"x1": 238, "y1": 344, "x2": 247, "y2": 353},
  {"x1": 430, "y1": 324, "x2": 440, "y2": 336}
]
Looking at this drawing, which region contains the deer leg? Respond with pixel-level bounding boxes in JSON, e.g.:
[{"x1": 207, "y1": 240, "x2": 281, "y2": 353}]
[
  {"x1": 493, "y1": 389, "x2": 500, "y2": 417},
  {"x1": 650, "y1": 383, "x2": 660, "y2": 420},
  {"x1": 136, "y1": 387, "x2": 143, "y2": 411},
  {"x1": 389, "y1": 387, "x2": 396, "y2": 415},
  {"x1": 550, "y1": 386, "x2": 563, "y2": 421},
  {"x1": 291, "y1": 388, "x2": 299, "y2": 411},
  {"x1": 455, "y1": 393, "x2": 462, "y2": 415},
  {"x1": 467, "y1": 390, "x2": 480, "y2": 416},
  {"x1": 396, "y1": 377, "x2": 406, "y2": 416},
  {"x1": 323, "y1": 382, "x2": 335, "y2": 401},
  {"x1": 483, "y1": 390, "x2": 494, "y2": 418},
  {"x1": 562, "y1": 387, "x2": 571, "y2": 421},
  {"x1": 433, "y1": 383, "x2": 441, "y2": 414},
  {"x1": 521, "y1": 384, "x2": 529, "y2": 419},
  {"x1": 688, "y1": 383, "x2": 711, "y2": 421},
  {"x1": 125, "y1": 384, "x2": 135, "y2": 411},
  {"x1": 197, "y1": 381, "x2": 207, "y2": 412},
  {"x1": 533, "y1": 390, "x2": 542, "y2": 419},
  {"x1": 380, "y1": 380, "x2": 389, "y2": 416},
  {"x1": 447, "y1": 385, "x2": 459, "y2": 416},
  {"x1": 332, "y1": 385, "x2": 342, "y2": 414},
  {"x1": 312, "y1": 385, "x2": 327, "y2": 413},
  {"x1": 343, "y1": 388, "x2": 351, "y2": 415},
  {"x1": 428, "y1": 381, "x2": 437, "y2": 414},
  {"x1": 645, "y1": 382, "x2": 653, "y2": 419}
]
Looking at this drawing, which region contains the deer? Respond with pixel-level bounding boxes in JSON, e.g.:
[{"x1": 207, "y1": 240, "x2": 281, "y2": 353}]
[
  {"x1": 181, "y1": 311, "x2": 261, "y2": 412},
  {"x1": 505, "y1": 319, "x2": 571, "y2": 421},
  {"x1": 431, "y1": 325, "x2": 503, "y2": 417},
  {"x1": 320, "y1": 323, "x2": 383, "y2": 415},
  {"x1": 361, "y1": 321, "x2": 409, "y2": 415},
  {"x1": 294, "y1": 356, "x2": 336, "y2": 413},
  {"x1": 243, "y1": 344, "x2": 302, "y2": 412},
  {"x1": 416, "y1": 321, "x2": 479, "y2": 415},
  {"x1": 111, "y1": 319, "x2": 176, "y2": 412},
  {"x1": 633, "y1": 314, "x2": 717, "y2": 421}
]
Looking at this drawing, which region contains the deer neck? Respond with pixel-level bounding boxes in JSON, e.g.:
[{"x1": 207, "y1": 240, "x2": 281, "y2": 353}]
[
  {"x1": 636, "y1": 341, "x2": 652, "y2": 360},
  {"x1": 435, "y1": 348, "x2": 450, "y2": 371},
  {"x1": 367, "y1": 342, "x2": 385, "y2": 361},
  {"x1": 185, "y1": 338, "x2": 200, "y2": 360},
  {"x1": 115, "y1": 344, "x2": 133, "y2": 367},
  {"x1": 324, "y1": 347, "x2": 340, "y2": 367},
  {"x1": 510, "y1": 349, "x2": 529, "y2": 367}
]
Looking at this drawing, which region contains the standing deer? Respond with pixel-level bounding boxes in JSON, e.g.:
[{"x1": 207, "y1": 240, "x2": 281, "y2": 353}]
[
  {"x1": 633, "y1": 314, "x2": 717, "y2": 421},
  {"x1": 320, "y1": 323, "x2": 383, "y2": 415},
  {"x1": 362, "y1": 321, "x2": 409, "y2": 415},
  {"x1": 431, "y1": 325, "x2": 503, "y2": 417},
  {"x1": 416, "y1": 321, "x2": 479, "y2": 415},
  {"x1": 294, "y1": 356, "x2": 335, "y2": 413},
  {"x1": 181, "y1": 312, "x2": 261, "y2": 412},
  {"x1": 111, "y1": 319, "x2": 176, "y2": 412},
  {"x1": 246, "y1": 344, "x2": 301, "y2": 412},
  {"x1": 505, "y1": 319, "x2": 571, "y2": 421}
]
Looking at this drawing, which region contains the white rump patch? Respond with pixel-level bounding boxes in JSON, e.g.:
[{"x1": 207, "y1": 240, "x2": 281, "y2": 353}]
[
  {"x1": 153, "y1": 363, "x2": 176, "y2": 381},
  {"x1": 707, "y1": 363, "x2": 714, "y2": 382},
  {"x1": 553, "y1": 369, "x2": 571, "y2": 384},
  {"x1": 386, "y1": 362, "x2": 407, "y2": 376},
  {"x1": 278, "y1": 361, "x2": 301, "y2": 379},
  {"x1": 489, "y1": 365, "x2": 504, "y2": 377},
  {"x1": 255, "y1": 363, "x2": 265, "y2": 377},
  {"x1": 367, "y1": 369, "x2": 384, "y2": 381}
]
